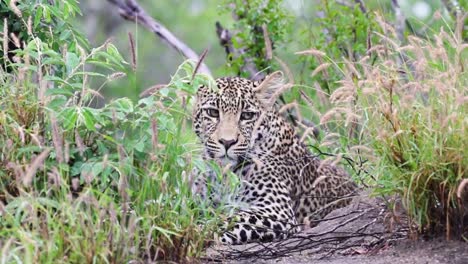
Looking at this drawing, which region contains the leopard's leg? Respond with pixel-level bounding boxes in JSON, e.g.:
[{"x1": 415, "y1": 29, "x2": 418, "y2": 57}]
[
  {"x1": 220, "y1": 207, "x2": 300, "y2": 244},
  {"x1": 219, "y1": 170, "x2": 300, "y2": 244}
]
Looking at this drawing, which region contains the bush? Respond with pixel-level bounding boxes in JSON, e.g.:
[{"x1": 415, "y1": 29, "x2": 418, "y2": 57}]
[
  {"x1": 219, "y1": 0, "x2": 292, "y2": 75},
  {"x1": 0, "y1": 1, "x2": 226, "y2": 262}
]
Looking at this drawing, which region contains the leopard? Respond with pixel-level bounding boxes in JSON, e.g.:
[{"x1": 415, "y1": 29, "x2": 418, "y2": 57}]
[{"x1": 192, "y1": 71, "x2": 357, "y2": 245}]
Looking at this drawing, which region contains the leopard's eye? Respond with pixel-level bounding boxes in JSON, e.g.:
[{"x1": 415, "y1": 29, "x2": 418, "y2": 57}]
[
  {"x1": 240, "y1": 111, "x2": 256, "y2": 121},
  {"x1": 205, "y1": 108, "x2": 219, "y2": 118}
]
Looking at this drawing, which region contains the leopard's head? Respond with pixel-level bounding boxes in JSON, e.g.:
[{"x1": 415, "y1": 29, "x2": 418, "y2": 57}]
[{"x1": 193, "y1": 72, "x2": 286, "y2": 164}]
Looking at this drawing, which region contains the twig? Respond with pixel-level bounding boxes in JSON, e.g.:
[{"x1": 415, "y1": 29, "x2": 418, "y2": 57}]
[
  {"x1": 191, "y1": 48, "x2": 209, "y2": 82},
  {"x1": 106, "y1": 0, "x2": 211, "y2": 76},
  {"x1": 307, "y1": 145, "x2": 378, "y2": 184},
  {"x1": 210, "y1": 197, "x2": 409, "y2": 261}
]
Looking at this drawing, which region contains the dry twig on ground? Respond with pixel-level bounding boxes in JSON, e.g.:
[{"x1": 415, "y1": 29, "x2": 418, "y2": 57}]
[{"x1": 204, "y1": 197, "x2": 409, "y2": 262}]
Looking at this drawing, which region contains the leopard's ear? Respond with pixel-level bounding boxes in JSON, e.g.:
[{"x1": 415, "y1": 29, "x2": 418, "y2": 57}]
[{"x1": 253, "y1": 71, "x2": 285, "y2": 107}]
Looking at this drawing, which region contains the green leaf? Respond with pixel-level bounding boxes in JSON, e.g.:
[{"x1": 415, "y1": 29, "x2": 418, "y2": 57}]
[
  {"x1": 92, "y1": 162, "x2": 104, "y2": 177},
  {"x1": 65, "y1": 52, "x2": 80, "y2": 75},
  {"x1": 159, "y1": 87, "x2": 170, "y2": 97},
  {"x1": 71, "y1": 161, "x2": 84, "y2": 176},
  {"x1": 86, "y1": 59, "x2": 114, "y2": 69},
  {"x1": 42, "y1": 58, "x2": 65, "y2": 66},
  {"x1": 45, "y1": 87, "x2": 74, "y2": 97},
  {"x1": 48, "y1": 98, "x2": 67, "y2": 110},
  {"x1": 81, "y1": 108, "x2": 96, "y2": 131},
  {"x1": 154, "y1": 226, "x2": 181, "y2": 241},
  {"x1": 33, "y1": 7, "x2": 42, "y2": 27},
  {"x1": 111, "y1": 98, "x2": 133, "y2": 113},
  {"x1": 102, "y1": 135, "x2": 117, "y2": 144},
  {"x1": 106, "y1": 44, "x2": 125, "y2": 64},
  {"x1": 73, "y1": 71, "x2": 106, "y2": 77},
  {"x1": 59, "y1": 30, "x2": 72, "y2": 42},
  {"x1": 43, "y1": 7, "x2": 51, "y2": 22},
  {"x1": 59, "y1": 107, "x2": 78, "y2": 130},
  {"x1": 134, "y1": 139, "x2": 145, "y2": 152}
]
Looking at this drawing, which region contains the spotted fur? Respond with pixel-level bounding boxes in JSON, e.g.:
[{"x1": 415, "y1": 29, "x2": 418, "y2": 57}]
[{"x1": 192, "y1": 72, "x2": 357, "y2": 244}]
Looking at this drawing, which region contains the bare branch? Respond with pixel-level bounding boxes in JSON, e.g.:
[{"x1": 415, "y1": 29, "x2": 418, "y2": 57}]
[
  {"x1": 107, "y1": 0, "x2": 211, "y2": 76},
  {"x1": 391, "y1": 0, "x2": 405, "y2": 42}
]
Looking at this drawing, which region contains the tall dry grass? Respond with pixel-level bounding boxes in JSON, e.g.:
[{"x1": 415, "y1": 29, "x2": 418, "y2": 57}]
[{"x1": 317, "y1": 13, "x2": 467, "y2": 239}]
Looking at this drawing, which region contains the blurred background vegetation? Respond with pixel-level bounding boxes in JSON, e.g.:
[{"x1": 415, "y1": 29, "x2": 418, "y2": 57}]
[{"x1": 76, "y1": 0, "x2": 464, "y2": 100}]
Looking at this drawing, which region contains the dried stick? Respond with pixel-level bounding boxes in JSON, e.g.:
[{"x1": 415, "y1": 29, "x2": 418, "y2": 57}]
[
  {"x1": 106, "y1": 0, "x2": 211, "y2": 76},
  {"x1": 208, "y1": 201, "x2": 408, "y2": 261},
  {"x1": 391, "y1": 0, "x2": 405, "y2": 43}
]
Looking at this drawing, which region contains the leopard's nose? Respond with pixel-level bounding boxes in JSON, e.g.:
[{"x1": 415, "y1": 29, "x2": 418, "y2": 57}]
[{"x1": 219, "y1": 138, "x2": 238, "y2": 150}]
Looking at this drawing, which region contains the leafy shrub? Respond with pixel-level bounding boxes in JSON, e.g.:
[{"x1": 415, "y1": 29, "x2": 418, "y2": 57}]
[
  {"x1": 219, "y1": 0, "x2": 292, "y2": 75},
  {"x1": 0, "y1": 1, "x2": 226, "y2": 262},
  {"x1": 297, "y1": 1, "x2": 381, "y2": 95}
]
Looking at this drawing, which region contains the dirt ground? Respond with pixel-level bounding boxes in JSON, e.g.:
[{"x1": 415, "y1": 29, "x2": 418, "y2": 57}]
[
  {"x1": 267, "y1": 239, "x2": 468, "y2": 264},
  {"x1": 203, "y1": 194, "x2": 468, "y2": 264}
]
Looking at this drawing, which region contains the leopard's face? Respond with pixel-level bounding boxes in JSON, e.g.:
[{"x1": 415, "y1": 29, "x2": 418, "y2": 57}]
[{"x1": 193, "y1": 77, "x2": 265, "y2": 164}]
